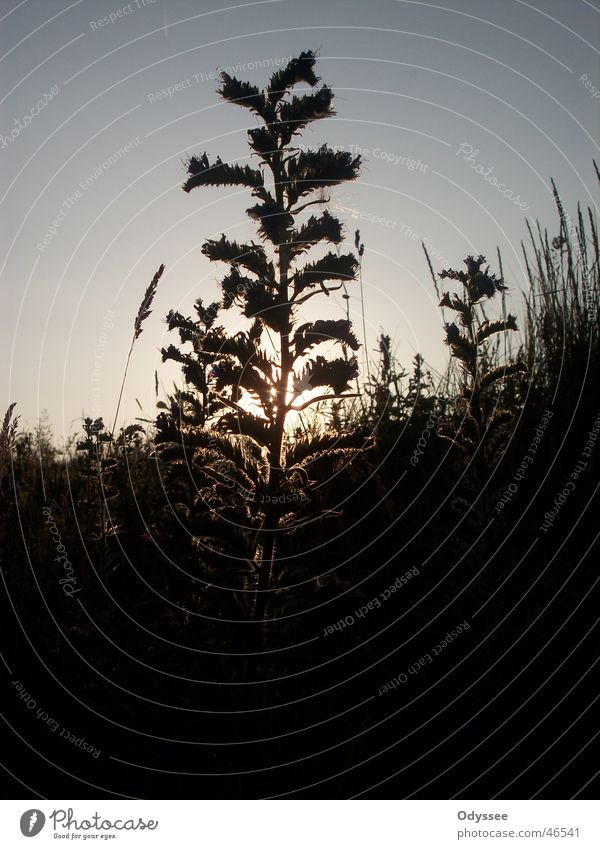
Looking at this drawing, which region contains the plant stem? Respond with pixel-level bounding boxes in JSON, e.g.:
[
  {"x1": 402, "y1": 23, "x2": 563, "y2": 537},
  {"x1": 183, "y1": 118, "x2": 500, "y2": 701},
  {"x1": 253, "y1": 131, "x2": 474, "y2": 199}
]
[
  {"x1": 254, "y1": 151, "x2": 291, "y2": 633},
  {"x1": 111, "y1": 335, "x2": 135, "y2": 437}
]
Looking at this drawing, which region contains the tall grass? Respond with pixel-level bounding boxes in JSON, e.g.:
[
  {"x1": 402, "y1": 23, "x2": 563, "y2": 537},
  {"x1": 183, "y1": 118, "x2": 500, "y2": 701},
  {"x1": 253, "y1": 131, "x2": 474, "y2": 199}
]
[
  {"x1": 111, "y1": 264, "x2": 164, "y2": 436},
  {"x1": 0, "y1": 403, "x2": 19, "y2": 480},
  {"x1": 521, "y1": 168, "x2": 599, "y2": 399},
  {"x1": 0, "y1": 403, "x2": 19, "y2": 516}
]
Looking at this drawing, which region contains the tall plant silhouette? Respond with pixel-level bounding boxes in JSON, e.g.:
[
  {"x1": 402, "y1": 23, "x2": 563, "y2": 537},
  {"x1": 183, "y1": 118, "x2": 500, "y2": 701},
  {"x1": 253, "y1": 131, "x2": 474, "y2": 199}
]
[
  {"x1": 158, "y1": 52, "x2": 367, "y2": 627},
  {"x1": 437, "y1": 255, "x2": 525, "y2": 518}
]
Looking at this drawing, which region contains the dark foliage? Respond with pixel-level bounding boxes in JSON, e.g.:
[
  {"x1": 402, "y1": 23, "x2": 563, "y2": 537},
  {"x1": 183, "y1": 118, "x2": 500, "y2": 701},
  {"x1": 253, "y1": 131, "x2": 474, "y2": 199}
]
[{"x1": 2, "y1": 66, "x2": 598, "y2": 802}]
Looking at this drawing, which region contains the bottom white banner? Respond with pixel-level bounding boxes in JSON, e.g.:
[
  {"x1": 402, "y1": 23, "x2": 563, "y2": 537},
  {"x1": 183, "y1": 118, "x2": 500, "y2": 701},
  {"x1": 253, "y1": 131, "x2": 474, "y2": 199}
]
[{"x1": 0, "y1": 800, "x2": 598, "y2": 848}]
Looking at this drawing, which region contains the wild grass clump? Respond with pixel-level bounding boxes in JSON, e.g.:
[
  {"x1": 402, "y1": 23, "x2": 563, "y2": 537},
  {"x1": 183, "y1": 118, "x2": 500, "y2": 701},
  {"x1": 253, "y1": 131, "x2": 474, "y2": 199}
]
[
  {"x1": 0, "y1": 403, "x2": 19, "y2": 521},
  {"x1": 0, "y1": 403, "x2": 19, "y2": 481},
  {"x1": 521, "y1": 167, "x2": 599, "y2": 401}
]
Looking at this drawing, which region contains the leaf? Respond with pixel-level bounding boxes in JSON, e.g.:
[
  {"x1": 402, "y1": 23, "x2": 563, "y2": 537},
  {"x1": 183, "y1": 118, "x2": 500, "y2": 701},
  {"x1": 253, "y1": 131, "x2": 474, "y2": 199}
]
[
  {"x1": 201, "y1": 234, "x2": 274, "y2": 281},
  {"x1": 243, "y1": 288, "x2": 287, "y2": 332},
  {"x1": 294, "y1": 356, "x2": 359, "y2": 394},
  {"x1": 278, "y1": 86, "x2": 335, "y2": 145},
  {"x1": 183, "y1": 153, "x2": 265, "y2": 194},
  {"x1": 439, "y1": 291, "x2": 468, "y2": 315},
  {"x1": 267, "y1": 51, "x2": 319, "y2": 104},
  {"x1": 287, "y1": 210, "x2": 343, "y2": 256},
  {"x1": 293, "y1": 319, "x2": 360, "y2": 358},
  {"x1": 246, "y1": 199, "x2": 293, "y2": 244},
  {"x1": 481, "y1": 361, "x2": 526, "y2": 389},
  {"x1": 194, "y1": 299, "x2": 221, "y2": 328},
  {"x1": 292, "y1": 251, "x2": 357, "y2": 293},
  {"x1": 285, "y1": 427, "x2": 371, "y2": 466},
  {"x1": 161, "y1": 344, "x2": 189, "y2": 365},
  {"x1": 286, "y1": 146, "x2": 361, "y2": 206},
  {"x1": 219, "y1": 268, "x2": 263, "y2": 309},
  {"x1": 218, "y1": 73, "x2": 268, "y2": 118},
  {"x1": 443, "y1": 322, "x2": 476, "y2": 373},
  {"x1": 209, "y1": 360, "x2": 274, "y2": 416},
  {"x1": 182, "y1": 360, "x2": 210, "y2": 393},
  {"x1": 476, "y1": 315, "x2": 518, "y2": 344},
  {"x1": 121, "y1": 424, "x2": 143, "y2": 437},
  {"x1": 247, "y1": 127, "x2": 278, "y2": 157},
  {"x1": 216, "y1": 411, "x2": 272, "y2": 448},
  {"x1": 165, "y1": 309, "x2": 201, "y2": 344}
]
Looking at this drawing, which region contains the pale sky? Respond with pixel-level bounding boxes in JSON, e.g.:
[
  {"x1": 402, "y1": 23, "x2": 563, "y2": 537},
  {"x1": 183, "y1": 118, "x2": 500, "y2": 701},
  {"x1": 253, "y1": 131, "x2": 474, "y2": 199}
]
[{"x1": 1, "y1": 0, "x2": 598, "y2": 437}]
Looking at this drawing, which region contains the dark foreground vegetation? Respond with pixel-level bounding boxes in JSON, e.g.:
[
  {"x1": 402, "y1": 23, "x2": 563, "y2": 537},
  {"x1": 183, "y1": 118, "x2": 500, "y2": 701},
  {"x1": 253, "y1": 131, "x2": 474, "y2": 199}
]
[{"x1": 2, "y1": 55, "x2": 599, "y2": 799}]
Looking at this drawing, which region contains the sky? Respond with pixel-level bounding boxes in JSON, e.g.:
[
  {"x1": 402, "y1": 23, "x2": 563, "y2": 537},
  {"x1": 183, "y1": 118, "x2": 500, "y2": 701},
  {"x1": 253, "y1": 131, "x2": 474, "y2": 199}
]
[{"x1": 1, "y1": 0, "x2": 599, "y2": 438}]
